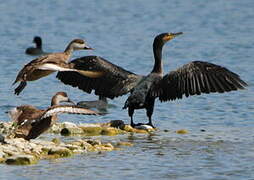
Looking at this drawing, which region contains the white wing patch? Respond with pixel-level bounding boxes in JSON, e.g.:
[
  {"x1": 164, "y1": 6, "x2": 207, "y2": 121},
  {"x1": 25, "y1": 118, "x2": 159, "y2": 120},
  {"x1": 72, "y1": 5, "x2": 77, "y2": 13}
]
[
  {"x1": 38, "y1": 63, "x2": 77, "y2": 72},
  {"x1": 41, "y1": 106, "x2": 99, "y2": 119}
]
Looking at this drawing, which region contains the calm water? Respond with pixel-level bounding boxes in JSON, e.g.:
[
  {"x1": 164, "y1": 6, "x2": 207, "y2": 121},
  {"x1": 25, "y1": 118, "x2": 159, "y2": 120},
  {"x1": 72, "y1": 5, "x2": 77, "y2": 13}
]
[{"x1": 0, "y1": 0, "x2": 253, "y2": 179}]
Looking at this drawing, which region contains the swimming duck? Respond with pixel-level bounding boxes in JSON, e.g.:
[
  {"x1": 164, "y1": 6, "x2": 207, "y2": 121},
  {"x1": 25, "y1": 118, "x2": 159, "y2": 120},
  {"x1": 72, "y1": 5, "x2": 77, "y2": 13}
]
[
  {"x1": 25, "y1": 36, "x2": 46, "y2": 56},
  {"x1": 77, "y1": 96, "x2": 108, "y2": 111}
]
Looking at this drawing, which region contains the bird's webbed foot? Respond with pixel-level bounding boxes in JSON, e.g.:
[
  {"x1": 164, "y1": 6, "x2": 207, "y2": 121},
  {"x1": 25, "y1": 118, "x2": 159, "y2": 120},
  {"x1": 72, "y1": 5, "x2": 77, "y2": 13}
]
[{"x1": 130, "y1": 122, "x2": 156, "y2": 129}]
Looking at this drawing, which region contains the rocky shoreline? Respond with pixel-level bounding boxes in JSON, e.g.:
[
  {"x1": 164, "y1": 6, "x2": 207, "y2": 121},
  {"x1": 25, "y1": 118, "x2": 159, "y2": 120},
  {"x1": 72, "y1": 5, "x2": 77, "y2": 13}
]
[{"x1": 0, "y1": 120, "x2": 154, "y2": 165}]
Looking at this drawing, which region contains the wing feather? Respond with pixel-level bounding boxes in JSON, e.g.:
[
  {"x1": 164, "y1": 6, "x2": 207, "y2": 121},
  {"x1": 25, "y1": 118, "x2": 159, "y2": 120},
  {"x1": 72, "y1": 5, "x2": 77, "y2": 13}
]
[
  {"x1": 56, "y1": 56, "x2": 142, "y2": 99},
  {"x1": 156, "y1": 61, "x2": 247, "y2": 101}
]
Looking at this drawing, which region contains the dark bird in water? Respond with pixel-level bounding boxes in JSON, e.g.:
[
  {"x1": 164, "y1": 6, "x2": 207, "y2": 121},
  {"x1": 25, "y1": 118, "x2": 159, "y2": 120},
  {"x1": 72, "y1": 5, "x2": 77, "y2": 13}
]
[
  {"x1": 25, "y1": 36, "x2": 46, "y2": 56},
  {"x1": 77, "y1": 96, "x2": 108, "y2": 112},
  {"x1": 56, "y1": 32, "x2": 248, "y2": 128},
  {"x1": 8, "y1": 92, "x2": 100, "y2": 140},
  {"x1": 14, "y1": 39, "x2": 102, "y2": 95}
]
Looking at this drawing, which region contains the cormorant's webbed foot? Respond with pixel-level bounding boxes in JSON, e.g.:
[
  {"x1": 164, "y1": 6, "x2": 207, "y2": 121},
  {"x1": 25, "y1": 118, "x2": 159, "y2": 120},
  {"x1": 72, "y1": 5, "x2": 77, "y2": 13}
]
[
  {"x1": 130, "y1": 122, "x2": 155, "y2": 129},
  {"x1": 14, "y1": 81, "x2": 27, "y2": 95}
]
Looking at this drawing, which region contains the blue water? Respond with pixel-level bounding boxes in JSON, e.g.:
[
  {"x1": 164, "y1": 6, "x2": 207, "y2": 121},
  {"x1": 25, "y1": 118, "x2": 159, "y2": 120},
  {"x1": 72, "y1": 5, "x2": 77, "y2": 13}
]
[{"x1": 0, "y1": 0, "x2": 253, "y2": 179}]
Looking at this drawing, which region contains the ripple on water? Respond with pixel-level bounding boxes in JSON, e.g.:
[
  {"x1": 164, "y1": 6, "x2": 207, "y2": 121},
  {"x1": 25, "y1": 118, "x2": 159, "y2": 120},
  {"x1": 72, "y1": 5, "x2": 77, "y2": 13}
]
[{"x1": 0, "y1": 0, "x2": 253, "y2": 179}]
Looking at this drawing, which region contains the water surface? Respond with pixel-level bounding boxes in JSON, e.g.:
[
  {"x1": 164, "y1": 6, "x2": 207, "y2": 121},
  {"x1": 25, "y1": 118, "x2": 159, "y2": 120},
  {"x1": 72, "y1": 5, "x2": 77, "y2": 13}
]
[{"x1": 0, "y1": 0, "x2": 253, "y2": 179}]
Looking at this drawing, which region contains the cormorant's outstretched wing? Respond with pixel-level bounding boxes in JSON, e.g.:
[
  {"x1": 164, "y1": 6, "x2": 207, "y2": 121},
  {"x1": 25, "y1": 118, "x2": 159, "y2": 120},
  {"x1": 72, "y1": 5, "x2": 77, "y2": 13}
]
[
  {"x1": 56, "y1": 56, "x2": 143, "y2": 99},
  {"x1": 153, "y1": 61, "x2": 247, "y2": 101}
]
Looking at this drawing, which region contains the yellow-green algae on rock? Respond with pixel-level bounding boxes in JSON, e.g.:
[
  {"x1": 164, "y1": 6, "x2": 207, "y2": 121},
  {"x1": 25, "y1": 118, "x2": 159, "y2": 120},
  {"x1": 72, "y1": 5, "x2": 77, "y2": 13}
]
[
  {"x1": 54, "y1": 120, "x2": 156, "y2": 137},
  {"x1": 5, "y1": 155, "x2": 38, "y2": 165},
  {"x1": 0, "y1": 120, "x2": 156, "y2": 165},
  {"x1": 0, "y1": 137, "x2": 118, "y2": 165},
  {"x1": 176, "y1": 129, "x2": 189, "y2": 134}
]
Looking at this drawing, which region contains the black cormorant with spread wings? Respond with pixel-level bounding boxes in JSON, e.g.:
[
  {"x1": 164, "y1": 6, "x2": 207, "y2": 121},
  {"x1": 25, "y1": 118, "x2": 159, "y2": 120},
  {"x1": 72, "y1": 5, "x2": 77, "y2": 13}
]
[{"x1": 57, "y1": 32, "x2": 247, "y2": 127}]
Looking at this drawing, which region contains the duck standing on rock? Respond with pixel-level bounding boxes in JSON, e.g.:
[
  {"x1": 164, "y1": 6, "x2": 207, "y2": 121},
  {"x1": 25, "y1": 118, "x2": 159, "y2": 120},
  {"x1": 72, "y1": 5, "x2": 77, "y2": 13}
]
[
  {"x1": 14, "y1": 38, "x2": 102, "y2": 95},
  {"x1": 25, "y1": 36, "x2": 46, "y2": 56},
  {"x1": 8, "y1": 92, "x2": 100, "y2": 140},
  {"x1": 57, "y1": 32, "x2": 247, "y2": 128}
]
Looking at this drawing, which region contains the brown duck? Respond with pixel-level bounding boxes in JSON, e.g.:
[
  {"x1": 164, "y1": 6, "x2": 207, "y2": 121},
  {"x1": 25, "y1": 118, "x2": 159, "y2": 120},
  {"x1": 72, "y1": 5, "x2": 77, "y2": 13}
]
[
  {"x1": 14, "y1": 39, "x2": 102, "y2": 95},
  {"x1": 8, "y1": 92, "x2": 99, "y2": 140}
]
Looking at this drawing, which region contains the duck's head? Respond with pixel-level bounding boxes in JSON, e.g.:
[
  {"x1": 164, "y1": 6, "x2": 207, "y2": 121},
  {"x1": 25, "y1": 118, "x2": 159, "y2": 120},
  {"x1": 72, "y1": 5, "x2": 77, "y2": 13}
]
[
  {"x1": 51, "y1": 92, "x2": 75, "y2": 106},
  {"x1": 69, "y1": 39, "x2": 93, "y2": 50},
  {"x1": 33, "y1": 36, "x2": 42, "y2": 46}
]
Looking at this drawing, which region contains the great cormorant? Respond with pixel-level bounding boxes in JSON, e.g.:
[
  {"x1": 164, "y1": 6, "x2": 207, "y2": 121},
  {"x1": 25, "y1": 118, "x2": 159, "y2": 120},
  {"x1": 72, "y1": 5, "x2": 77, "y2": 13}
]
[{"x1": 57, "y1": 32, "x2": 247, "y2": 127}]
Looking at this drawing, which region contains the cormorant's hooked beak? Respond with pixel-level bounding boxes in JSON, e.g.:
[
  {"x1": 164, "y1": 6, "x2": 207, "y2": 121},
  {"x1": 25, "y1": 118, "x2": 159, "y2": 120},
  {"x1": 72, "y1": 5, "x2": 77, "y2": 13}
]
[
  {"x1": 163, "y1": 32, "x2": 183, "y2": 42},
  {"x1": 172, "y1": 32, "x2": 183, "y2": 37}
]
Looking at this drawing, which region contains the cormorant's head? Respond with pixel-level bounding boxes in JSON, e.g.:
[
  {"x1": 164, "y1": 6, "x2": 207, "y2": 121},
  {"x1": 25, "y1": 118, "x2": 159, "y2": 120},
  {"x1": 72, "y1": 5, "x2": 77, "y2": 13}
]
[{"x1": 154, "y1": 32, "x2": 183, "y2": 46}]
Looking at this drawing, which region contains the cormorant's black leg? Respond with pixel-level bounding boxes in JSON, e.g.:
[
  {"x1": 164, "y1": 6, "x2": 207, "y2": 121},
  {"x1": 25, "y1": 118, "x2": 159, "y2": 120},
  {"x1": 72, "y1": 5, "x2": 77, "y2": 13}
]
[
  {"x1": 146, "y1": 98, "x2": 155, "y2": 128},
  {"x1": 15, "y1": 81, "x2": 27, "y2": 95},
  {"x1": 128, "y1": 107, "x2": 135, "y2": 127}
]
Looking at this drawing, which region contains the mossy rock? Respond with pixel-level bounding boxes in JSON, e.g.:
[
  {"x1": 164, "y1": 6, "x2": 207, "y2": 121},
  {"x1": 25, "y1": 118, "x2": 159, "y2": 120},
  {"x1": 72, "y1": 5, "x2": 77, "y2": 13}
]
[
  {"x1": 101, "y1": 127, "x2": 124, "y2": 136},
  {"x1": 5, "y1": 155, "x2": 38, "y2": 165},
  {"x1": 109, "y1": 120, "x2": 125, "y2": 129},
  {"x1": 94, "y1": 143, "x2": 114, "y2": 151},
  {"x1": 116, "y1": 142, "x2": 133, "y2": 147},
  {"x1": 48, "y1": 147, "x2": 72, "y2": 158},
  {"x1": 60, "y1": 127, "x2": 84, "y2": 136},
  {"x1": 51, "y1": 138, "x2": 61, "y2": 145},
  {"x1": 80, "y1": 126, "x2": 103, "y2": 136},
  {"x1": 64, "y1": 144, "x2": 81, "y2": 151},
  {"x1": 0, "y1": 158, "x2": 6, "y2": 163},
  {"x1": 176, "y1": 129, "x2": 189, "y2": 134},
  {"x1": 123, "y1": 125, "x2": 149, "y2": 133}
]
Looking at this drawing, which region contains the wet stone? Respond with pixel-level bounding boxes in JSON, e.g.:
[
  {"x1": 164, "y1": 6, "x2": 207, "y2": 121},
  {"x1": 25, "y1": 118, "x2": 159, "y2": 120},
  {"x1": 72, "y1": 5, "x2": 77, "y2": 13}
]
[
  {"x1": 5, "y1": 155, "x2": 38, "y2": 165},
  {"x1": 48, "y1": 147, "x2": 72, "y2": 158}
]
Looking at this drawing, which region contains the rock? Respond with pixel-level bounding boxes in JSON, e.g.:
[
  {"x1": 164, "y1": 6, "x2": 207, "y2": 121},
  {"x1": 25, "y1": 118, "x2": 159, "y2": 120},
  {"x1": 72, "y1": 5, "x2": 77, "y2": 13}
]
[
  {"x1": 51, "y1": 138, "x2": 61, "y2": 145},
  {"x1": 101, "y1": 127, "x2": 123, "y2": 136},
  {"x1": 80, "y1": 126, "x2": 103, "y2": 136},
  {"x1": 176, "y1": 129, "x2": 189, "y2": 134},
  {"x1": 48, "y1": 147, "x2": 72, "y2": 158},
  {"x1": 63, "y1": 144, "x2": 82, "y2": 151},
  {"x1": 60, "y1": 127, "x2": 84, "y2": 136},
  {"x1": 94, "y1": 143, "x2": 114, "y2": 151},
  {"x1": 109, "y1": 120, "x2": 125, "y2": 129},
  {"x1": 62, "y1": 122, "x2": 78, "y2": 128},
  {"x1": 0, "y1": 150, "x2": 6, "y2": 158},
  {"x1": 123, "y1": 125, "x2": 150, "y2": 133},
  {"x1": 116, "y1": 142, "x2": 133, "y2": 147},
  {"x1": 86, "y1": 139, "x2": 101, "y2": 146},
  {"x1": 5, "y1": 155, "x2": 38, "y2": 165},
  {"x1": 0, "y1": 134, "x2": 6, "y2": 144}
]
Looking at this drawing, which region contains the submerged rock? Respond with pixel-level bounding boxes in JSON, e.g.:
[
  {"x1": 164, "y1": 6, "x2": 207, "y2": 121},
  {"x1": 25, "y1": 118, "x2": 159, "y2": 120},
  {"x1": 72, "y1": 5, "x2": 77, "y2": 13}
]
[
  {"x1": 48, "y1": 147, "x2": 72, "y2": 158},
  {"x1": 5, "y1": 155, "x2": 38, "y2": 165},
  {"x1": 176, "y1": 129, "x2": 189, "y2": 134}
]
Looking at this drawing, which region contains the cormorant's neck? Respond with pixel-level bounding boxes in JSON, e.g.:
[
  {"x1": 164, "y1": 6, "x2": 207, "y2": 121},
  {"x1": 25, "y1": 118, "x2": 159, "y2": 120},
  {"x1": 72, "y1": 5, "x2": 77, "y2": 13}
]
[{"x1": 151, "y1": 42, "x2": 163, "y2": 74}]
